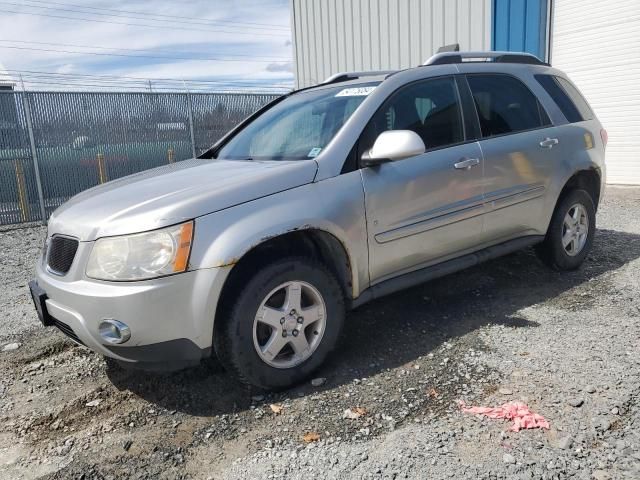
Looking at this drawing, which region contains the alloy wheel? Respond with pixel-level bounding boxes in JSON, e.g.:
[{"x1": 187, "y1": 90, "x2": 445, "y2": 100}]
[
  {"x1": 562, "y1": 203, "x2": 589, "y2": 256},
  {"x1": 252, "y1": 281, "x2": 327, "y2": 368}
]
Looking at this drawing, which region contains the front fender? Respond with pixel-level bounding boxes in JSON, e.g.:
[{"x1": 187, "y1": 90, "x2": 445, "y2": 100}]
[{"x1": 189, "y1": 171, "x2": 369, "y2": 298}]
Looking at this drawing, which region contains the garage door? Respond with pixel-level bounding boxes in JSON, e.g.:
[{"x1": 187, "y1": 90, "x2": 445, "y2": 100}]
[{"x1": 552, "y1": 0, "x2": 640, "y2": 185}]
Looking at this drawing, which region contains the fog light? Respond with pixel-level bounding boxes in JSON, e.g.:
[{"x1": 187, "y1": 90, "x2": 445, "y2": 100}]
[{"x1": 99, "y1": 319, "x2": 131, "y2": 344}]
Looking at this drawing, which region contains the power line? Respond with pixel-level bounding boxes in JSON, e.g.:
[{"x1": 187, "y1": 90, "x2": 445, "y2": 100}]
[
  {"x1": 0, "y1": 70, "x2": 293, "y2": 91},
  {"x1": 6, "y1": 82, "x2": 283, "y2": 93},
  {"x1": 0, "y1": 39, "x2": 290, "y2": 61},
  {"x1": 27, "y1": 0, "x2": 290, "y2": 32},
  {"x1": 0, "y1": 75, "x2": 290, "y2": 93},
  {"x1": 15, "y1": 82, "x2": 290, "y2": 94},
  {"x1": 0, "y1": 43, "x2": 293, "y2": 65},
  {"x1": 1, "y1": 69, "x2": 293, "y2": 87},
  {"x1": 18, "y1": 0, "x2": 290, "y2": 31},
  {"x1": 237, "y1": 0, "x2": 291, "y2": 6},
  {"x1": 0, "y1": 45, "x2": 292, "y2": 63},
  {"x1": 2, "y1": 79, "x2": 290, "y2": 94},
  {"x1": 0, "y1": 6, "x2": 290, "y2": 37}
]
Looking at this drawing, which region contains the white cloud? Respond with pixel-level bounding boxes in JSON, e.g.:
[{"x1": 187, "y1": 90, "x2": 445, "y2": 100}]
[
  {"x1": 265, "y1": 62, "x2": 293, "y2": 73},
  {"x1": 0, "y1": 0, "x2": 294, "y2": 90},
  {"x1": 55, "y1": 63, "x2": 75, "y2": 74}
]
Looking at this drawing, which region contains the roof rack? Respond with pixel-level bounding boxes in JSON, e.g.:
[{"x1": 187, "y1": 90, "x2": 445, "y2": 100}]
[
  {"x1": 322, "y1": 70, "x2": 396, "y2": 85},
  {"x1": 423, "y1": 51, "x2": 548, "y2": 66}
]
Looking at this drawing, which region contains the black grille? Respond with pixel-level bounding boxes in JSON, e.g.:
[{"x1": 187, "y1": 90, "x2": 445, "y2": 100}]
[
  {"x1": 47, "y1": 236, "x2": 79, "y2": 275},
  {"x1": 53, "y1": 318, "x2": 84, "y2": 345}
]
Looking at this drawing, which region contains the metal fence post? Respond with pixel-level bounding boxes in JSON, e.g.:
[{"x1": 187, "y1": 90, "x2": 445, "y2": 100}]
[
  {"x1": 186, "y1": 90, "x2": 197, "y2": 159},
  {"x1": 21, "y1": 89, "x2": 47, "y2": 224}
]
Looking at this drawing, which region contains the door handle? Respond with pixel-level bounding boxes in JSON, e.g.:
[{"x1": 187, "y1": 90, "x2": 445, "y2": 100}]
[
  {"x1": 539, "y1": 137, "x2": 559, "y2": 148},
  {"x1": 454, "y1": 157, "x2": 480, "y2": 170}
]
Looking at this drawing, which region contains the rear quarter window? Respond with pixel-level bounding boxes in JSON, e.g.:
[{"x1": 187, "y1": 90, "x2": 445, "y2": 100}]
[{"x1": 535, "y1": 74, "x2": 594, "y2": 123}]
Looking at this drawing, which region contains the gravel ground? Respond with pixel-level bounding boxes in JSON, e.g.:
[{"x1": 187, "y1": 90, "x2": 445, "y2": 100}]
[{"x1": 0, "y1": 186, "x2": 639, "y2": 480}]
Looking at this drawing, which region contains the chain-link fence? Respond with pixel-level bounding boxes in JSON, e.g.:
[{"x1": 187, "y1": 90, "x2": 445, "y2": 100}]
[{"x1": 0, "y1": 90, "x2": 279, "y2": 226}]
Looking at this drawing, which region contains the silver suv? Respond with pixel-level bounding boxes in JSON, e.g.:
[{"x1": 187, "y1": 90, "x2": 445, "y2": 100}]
[{"x1": 30, "y1": 51, "x2": 606, "y2": 389}]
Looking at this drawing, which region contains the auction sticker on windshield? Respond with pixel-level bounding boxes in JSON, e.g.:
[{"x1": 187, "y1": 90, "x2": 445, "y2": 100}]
[
  {"x1": 335, "y1": 86, "x2": 376, "y2": 97},
  {"x1": 308, "y1": 147, "x2": 322, "y2": 158}
]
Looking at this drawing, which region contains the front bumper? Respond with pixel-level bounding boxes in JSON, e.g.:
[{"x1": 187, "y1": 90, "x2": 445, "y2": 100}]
[{"x1": 34, "y1": 260, "x2": 230, "y2": 369}]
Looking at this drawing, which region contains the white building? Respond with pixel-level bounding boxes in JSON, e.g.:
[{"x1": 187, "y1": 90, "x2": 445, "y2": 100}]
[
  {"x1": 0, "y1": 61, "x2": 15, "y2": 90},
  {"x1": 290, "y1": 0, "x2": 640, "y2": 184}
]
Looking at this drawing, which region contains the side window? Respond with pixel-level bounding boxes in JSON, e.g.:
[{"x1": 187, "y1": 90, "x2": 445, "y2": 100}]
[
  {"x1": 467, "y1": 74, "x2": 550, "y2": 138},
  {"x1": 535, "y1": 74, "x2": 583, "y2": 122},
  {"x1": 535, "y1": 75, "x2": 594, "y2": 123},
  {"x1": 555, "y1": 77, "x2": 594, "y2": 121},
  {"x1": 359, "y1": 77, "x2": 464, "y2": 158}
]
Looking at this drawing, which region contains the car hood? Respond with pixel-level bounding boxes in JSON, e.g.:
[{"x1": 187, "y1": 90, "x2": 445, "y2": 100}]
[{"x1": 48, "y1": 158, "x2": 318, "y2": 241}]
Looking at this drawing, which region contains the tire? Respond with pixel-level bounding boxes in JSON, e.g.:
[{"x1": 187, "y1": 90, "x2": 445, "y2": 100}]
[
  {"x1": 536, "y1": 189, "x2": 596, "y2": 271},
  {"x1": 214, "y1": 256, "x2": 345, "y2": 390}
]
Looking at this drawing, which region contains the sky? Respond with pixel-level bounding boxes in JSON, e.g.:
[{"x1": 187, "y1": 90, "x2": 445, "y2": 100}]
[{"x1": 0, "y1": 0, "x2": 293, "y2": 92}]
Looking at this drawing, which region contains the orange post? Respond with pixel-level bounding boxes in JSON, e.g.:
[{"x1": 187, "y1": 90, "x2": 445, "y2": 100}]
[
  {"x1": 14, "y1": 159, "x2": 29, "y2": 222},
  {"x1": 97, "y1": 153, "x2": 107, "y2": 184},
  {"x1": 168, "y1": 147, "x2": 175, "y2": 164}
]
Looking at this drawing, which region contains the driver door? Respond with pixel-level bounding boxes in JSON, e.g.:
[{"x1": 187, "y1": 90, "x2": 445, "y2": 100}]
[{"x1": 360, "y1": 76, "x2": 485, "y2": 283}]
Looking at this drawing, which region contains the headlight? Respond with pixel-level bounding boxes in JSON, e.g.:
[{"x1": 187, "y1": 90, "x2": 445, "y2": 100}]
[{"x1": 86, "y1": 221, "x2": 194, "y2": 281}]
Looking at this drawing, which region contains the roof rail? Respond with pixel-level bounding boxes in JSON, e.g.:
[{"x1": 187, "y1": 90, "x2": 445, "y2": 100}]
[
  {"x1": 322, "y1": 70, "x2": 396, "y2": 85},
  {"x1": 423, "y1": 51, "x2": 548, "y2": 66}
]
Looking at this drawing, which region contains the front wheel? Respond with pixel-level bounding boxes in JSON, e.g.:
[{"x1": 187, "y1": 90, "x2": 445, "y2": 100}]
[
  {"x1": 536, "y1": 189, "x2": 596, "y2": 270},
  {"x1": 214, "y1": 257, "x2": 345, "y2": 390}
]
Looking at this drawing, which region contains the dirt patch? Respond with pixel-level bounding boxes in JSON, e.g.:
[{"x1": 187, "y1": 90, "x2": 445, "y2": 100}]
[{"x1": 0, "y1": 187, "x2": 639, "y2": 479}]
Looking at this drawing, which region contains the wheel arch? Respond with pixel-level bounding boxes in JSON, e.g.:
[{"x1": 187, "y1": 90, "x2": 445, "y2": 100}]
[
  {"x1": 558, "y1": 167, "x2": 602, "y2": 210},
  {"x1": 227, "y1": 228, "x2": 354, "y2": 296},
  {"x1": 212, "y1": 228, "x2": 356, "y2": 334}
]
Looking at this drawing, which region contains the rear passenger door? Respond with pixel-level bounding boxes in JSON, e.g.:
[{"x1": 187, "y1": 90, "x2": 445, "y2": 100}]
[{"x1": 464, "y1": 73, "x2": 561, "y2": 241}]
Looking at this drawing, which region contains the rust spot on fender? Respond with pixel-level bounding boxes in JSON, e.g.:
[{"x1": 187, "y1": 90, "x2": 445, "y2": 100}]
[
  {"x1": 259, "y1": 224, "x2": 313, "y2": 243},
  {"x1": 213, "y1": 225, "x2": 316, "y2": 268},
  {"x1": 211, "y1": 257, "x2": 240, "y2": 268}
]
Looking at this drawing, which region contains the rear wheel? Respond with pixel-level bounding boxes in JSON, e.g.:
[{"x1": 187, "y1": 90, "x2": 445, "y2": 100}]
[
  {"x1": 214, "y1": 257, "x2": 344, "y2": 390},
  {"x1": 536, "y1": 189, "x2": 596, "y2": 270}
]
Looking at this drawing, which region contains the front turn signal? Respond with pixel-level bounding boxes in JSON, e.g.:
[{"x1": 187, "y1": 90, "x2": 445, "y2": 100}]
[{"x1": 173, "y1": 221, "x2": 194, "y2": 273}]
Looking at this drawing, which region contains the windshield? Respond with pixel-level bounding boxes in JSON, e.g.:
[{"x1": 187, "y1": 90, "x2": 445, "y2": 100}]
[{"x1": 216, "y1": 82, "x2": 379, "y2": 161}]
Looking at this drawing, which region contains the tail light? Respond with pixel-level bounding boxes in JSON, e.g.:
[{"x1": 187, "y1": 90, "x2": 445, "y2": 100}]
[{"x1": 600, "y1": 128, "x2": 608, "y2": 147}]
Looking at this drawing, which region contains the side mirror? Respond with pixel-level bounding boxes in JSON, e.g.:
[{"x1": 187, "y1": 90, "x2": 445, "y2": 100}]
[{"x1": 361, "y1": 130, "x2": 426, "y2": 167}]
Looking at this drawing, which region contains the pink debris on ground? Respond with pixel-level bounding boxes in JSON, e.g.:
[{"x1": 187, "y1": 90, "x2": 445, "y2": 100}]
[{"x1": 457, "y1": 400, "x2": 550, "y2": 432}]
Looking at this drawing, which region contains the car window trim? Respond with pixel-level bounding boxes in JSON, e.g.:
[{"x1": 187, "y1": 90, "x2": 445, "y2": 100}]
[
  {"x1": 455, "y1": 75, "x2": 482, "y2": 141},
  {"x1": 463, "y1": 72, "x2": 554, "y2": 141}
]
